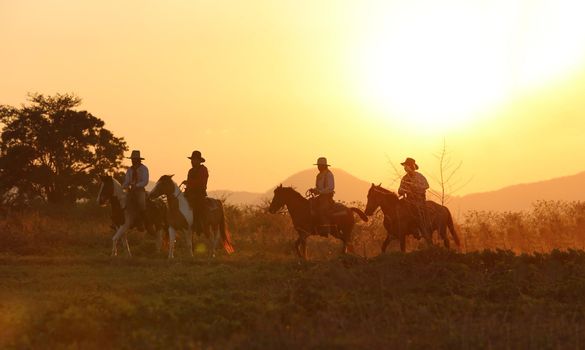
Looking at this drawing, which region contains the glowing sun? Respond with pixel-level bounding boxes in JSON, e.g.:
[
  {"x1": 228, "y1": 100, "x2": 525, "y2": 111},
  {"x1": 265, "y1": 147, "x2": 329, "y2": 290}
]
[{"x1": 350, "y1": 1, "x2": 585, "y2": 132}]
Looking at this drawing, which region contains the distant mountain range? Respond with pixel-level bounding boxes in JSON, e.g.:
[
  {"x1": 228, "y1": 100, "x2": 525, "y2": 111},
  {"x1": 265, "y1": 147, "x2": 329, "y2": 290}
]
[
  {"x1": 448, "y1": 171, "x2": 585, "y2": 213},
  {"x1": 209, "y1": 169, "x2": 585, "y2": 213},
  {"x1": 209, "y1": 168, "x2": 371, "y2": 206}
]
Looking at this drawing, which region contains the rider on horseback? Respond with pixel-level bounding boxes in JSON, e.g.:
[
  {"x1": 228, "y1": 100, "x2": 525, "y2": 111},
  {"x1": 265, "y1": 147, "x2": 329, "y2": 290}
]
[
  {"x1": 308, "y1": 157, "x2": 335, "y2": 236},
  {"x1": 398, "y1": 157, "x2": 430, "y2": 239},
  {"x1": 182, "y1": 150, "x2": 209, "y2": 235},
  {"x1": 122, "y1": 150, "x2": 150, "y2": 231}
]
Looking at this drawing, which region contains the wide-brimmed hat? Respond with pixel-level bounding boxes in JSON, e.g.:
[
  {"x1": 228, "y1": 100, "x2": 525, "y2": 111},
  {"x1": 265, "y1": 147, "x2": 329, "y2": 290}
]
[
  {"x1": 188, "y1": 150, "x2": 206, "y2": 163},
  {"x1": 401, "y1": 157, "x2": 419, "y2": 170},
  {"x1": 127, "y1": 150, "x2": 144, "y2": 160},
  {"x1": 314, "y1": 157, "x2": 330, "y2": 167}
]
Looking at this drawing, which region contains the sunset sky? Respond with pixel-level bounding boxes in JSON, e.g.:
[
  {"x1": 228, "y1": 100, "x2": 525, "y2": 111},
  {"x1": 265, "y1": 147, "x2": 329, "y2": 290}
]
[{"x1": 2, "y1": 0, "x2": 585, "y2": 195}]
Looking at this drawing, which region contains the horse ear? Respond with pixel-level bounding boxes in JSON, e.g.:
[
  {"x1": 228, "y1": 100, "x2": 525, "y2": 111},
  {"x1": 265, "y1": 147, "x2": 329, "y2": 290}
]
[
  {"x1": 278, "y1": 184, "x2": 282, "y2": 188},
  {"x1": 378, "y1": 183, "x2": 382, "y2": 187},
  {"x1": 169, "y1": 174, "x2": 174, "y2": 178}
]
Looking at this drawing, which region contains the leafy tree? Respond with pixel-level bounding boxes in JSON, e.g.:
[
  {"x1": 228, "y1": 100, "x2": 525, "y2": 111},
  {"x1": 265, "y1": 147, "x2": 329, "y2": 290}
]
[{"x1": 0, "y1": 93, "x2": 127, "y2": 205}]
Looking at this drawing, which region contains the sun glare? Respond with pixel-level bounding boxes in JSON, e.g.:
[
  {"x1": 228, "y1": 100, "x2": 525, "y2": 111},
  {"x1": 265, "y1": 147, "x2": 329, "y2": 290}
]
[{"x1": 350, "y1": 1, "x2": 585, "y2": 133}]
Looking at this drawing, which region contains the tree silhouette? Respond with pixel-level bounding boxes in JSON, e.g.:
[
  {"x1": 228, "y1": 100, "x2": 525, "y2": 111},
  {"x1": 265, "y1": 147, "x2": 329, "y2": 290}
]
[
  {"x1": 0, "y1": 93, "x2": 127, "y2": 205},
  {"x1": 430, "y1": 138, "x2": 472, "y2": 205}
]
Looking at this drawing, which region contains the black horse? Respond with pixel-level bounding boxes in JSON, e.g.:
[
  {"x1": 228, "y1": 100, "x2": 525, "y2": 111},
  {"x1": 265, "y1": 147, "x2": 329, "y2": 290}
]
[
  {"x1": 364, "y1": 184, "x2": 460, "y2": 253},
  {"x1": 268, "y1": 185, "x2": 368, "y2": 260}
]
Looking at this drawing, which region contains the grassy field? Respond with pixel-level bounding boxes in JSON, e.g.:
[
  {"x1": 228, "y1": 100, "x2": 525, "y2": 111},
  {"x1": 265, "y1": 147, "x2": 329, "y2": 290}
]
[{"x1": 1, "y1": 203, "x2": 585, "y2": 349}]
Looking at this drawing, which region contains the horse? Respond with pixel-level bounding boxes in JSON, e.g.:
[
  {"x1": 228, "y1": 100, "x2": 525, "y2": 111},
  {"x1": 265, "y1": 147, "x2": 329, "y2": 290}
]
[
  {"x1": 268, "y1": 185, "x2": 368, "y2": 260},
  {"x1": 148, "y1": 175, "x2": 234, "y2": 259},
  {"x1": 97, "y1": 175, "x2": 168, "y2": 256},
  {"x1": 364, "y1": 184, "x2": 461, "y2": 253}
]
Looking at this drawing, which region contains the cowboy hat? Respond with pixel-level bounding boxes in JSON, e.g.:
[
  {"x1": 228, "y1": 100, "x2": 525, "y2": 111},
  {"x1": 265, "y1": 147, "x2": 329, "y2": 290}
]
[
  {"x1": 127, "y1": 150, "x2": 144, "y2": 160},
  {"x1": 401, "y1": 157, "x2": 419, "y2": 170},
  {"x1": 188, "y1": 150, "x2": 206, "y2": 163},
  {"x1": 313, "y1": 157, "x2": 330, "y2": 167}
]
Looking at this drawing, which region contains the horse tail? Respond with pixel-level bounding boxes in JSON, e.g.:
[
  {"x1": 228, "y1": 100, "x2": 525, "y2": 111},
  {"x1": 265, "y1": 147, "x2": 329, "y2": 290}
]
[
  {"x1": 446, "y1": 209, "x2": 461, "y2": 247},
  {"x1": 350, "y1": 207, "x2": 369, "y2": 222},
  {"x1": 219, "y1": 202, "x2": 235, "y2": 254}
]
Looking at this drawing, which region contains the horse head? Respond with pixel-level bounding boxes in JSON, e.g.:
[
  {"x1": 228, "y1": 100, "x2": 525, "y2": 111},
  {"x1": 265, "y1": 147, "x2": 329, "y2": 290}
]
[
  {"x1": 97, "y1": 175, "x2": 114, "y2": 206},
  {"x1": 365, "y1": 183, "x2": 398, "y2": 216},
  {"x1": 268, "y1": 184, "x2": 286, "y2": 213},
  {"x1": 149, "y1": 175, "x2": 176, "y2": 200}
]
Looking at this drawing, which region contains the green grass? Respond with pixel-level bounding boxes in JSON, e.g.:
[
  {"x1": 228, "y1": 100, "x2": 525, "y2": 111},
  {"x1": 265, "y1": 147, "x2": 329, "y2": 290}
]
[
  {"x1": 2, "y1": 204, "x2": 585, "y2": 349},
  {"x1": 2, "y1": 250, "x2": 585, "y2": 349}
]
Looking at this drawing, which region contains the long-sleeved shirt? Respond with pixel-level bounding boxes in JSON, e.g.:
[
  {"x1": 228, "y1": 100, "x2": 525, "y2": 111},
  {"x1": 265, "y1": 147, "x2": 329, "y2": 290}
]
[
  {"x1": 123, "y1": 164, "x2": 149, "y2": 189},
  {"x1": 315, "y1": 169, "x2": 335, "y2": 195},
  {"x1": 186, "y1": 165, "x2": 209, "y2": 192},
  {"x1": 398, "y1": 172, "x2": 429, "y2": 201}
]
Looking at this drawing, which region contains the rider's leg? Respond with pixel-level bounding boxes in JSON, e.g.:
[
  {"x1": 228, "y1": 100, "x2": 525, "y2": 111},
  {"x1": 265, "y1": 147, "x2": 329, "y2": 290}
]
[
  {"x1": 135, "y1": 190, "x2": 148, "y2": 232},
  {"x1": 317, "y1": 195, "x2": 331, "y2": 236}
]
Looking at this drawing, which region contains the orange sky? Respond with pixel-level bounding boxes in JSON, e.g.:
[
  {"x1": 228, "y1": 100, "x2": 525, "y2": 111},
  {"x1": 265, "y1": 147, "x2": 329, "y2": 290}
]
[{"x1": 2, "y1": 0, "x2": 585, "y2": 195}]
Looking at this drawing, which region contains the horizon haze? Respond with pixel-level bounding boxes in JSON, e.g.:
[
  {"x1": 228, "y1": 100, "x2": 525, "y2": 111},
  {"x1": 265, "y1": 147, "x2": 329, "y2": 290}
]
[{"x1": 2, "y1": 0, "x2": 585, "y2": 195}]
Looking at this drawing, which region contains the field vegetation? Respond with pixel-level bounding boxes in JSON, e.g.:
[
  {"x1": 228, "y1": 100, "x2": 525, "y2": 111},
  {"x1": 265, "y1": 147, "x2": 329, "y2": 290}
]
[{"x1": 1, "y1": 201, "x2": 585, "y2": 348}]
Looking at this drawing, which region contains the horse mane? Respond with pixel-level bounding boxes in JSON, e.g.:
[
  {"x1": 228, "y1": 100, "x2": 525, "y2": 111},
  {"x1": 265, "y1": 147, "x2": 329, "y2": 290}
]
[
  {"x1": 101, "y1": 175, "x2": 122, "y2": 187},
  {"x1": 373, "y1": 185, "x2": 399, "y2": 200},
  {"x1": 277, "y1": 186, "x2": 307, "y2": 201}
]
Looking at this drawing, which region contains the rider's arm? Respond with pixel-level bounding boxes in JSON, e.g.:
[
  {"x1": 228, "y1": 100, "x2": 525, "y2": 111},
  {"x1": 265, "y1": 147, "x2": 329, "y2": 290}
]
[
  {"x1": 416, "y1": 173, "x2": 429, "y2": 191},
  {"x1": 122, "y1": 169, "x2": 131, "y2": 189},
  {"x1": 322, "y1": 172, "x2": 334, "y2": 194},
  {"x1": 398, "y1": 177, "x2": 409, "y2": 195}
]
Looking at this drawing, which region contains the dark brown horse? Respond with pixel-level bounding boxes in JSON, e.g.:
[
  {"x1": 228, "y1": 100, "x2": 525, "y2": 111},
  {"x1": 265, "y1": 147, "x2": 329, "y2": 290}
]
[
  {"x1": 268, "y1": 185, "x2": 368, "y2": 259},
  {"x1": 364, "y1": 184, "x2": 460, "y2": 253}
]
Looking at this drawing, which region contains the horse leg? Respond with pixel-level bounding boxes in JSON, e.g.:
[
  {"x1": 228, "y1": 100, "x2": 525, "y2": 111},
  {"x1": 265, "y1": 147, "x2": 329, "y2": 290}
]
[
  {"x1": 210, "y1": 225, "x2": 220, "y2": 259},
  {"x1": 185, "y1": 228, "x2": 194, "y2": 257},
  {"x1": 423, "y1": 230, "x2": 433, "y2": 248},
  {"x1": 112, "y1": 222, "x2": 130, "y2": 257},
  {"x1": 399, "y1": 233, "x2": 406, "y2": 252},
  {"x1": 124, "y1": 232, "x2": 132, "y2": 257},
  {"x1": 168, "y1": 227, "x2": 177, "y2": 259},
  {"x1": 156, "y1": 228, "x2": 163, "y2": 253},
  {"x1": 294, "y1": 237, "x2": 303, "y2": 258},
  {"x1": 439, "y1": 226, "x2": 450, "y2": 249},
  {"x1": 381, "y1": 233, "x2": 392, "y2": 254},
  {"x1": 301, "y1": 238, "x2": 308, "y2": 260}
]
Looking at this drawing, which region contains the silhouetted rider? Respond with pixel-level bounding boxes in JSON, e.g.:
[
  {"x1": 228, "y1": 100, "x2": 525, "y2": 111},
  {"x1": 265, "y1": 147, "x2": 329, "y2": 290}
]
[
  {"x1": 308, "y1": 157, "x2": 335, "y2": 236},
  {"x1": 398, "y1": 157, "x2": 430, "y2": 239},
  {"x1": 122, "y1": 150, "x2": 149, "y2": 230},
  {"x1": 182, "y1": 150, "x2": 209, "y2": 235}
]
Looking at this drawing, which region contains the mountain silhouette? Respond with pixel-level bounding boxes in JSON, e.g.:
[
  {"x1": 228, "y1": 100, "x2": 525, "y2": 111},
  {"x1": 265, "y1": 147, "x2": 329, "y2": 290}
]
[
  {"x1": 449, "y1": 171, "x2": 585, "y2": 213},
  {"x1": 209, "y1": 168, "x2": 371, "y2": 206},
  {"x1": 209, "y1": 170, "x2": 585, "y2": 213},
  {"x1": 266, "y1": 168, "x2": 371, "y2": 204}
]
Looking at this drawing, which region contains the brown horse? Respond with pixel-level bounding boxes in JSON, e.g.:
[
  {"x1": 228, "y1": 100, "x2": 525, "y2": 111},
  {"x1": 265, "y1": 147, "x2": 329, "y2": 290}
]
[
  {"x1": 268, "y1": 185, "x2": 368, "y2": 260},
  {"x1": 364, "y1": 184, "x2": 460, "y2": 253}
]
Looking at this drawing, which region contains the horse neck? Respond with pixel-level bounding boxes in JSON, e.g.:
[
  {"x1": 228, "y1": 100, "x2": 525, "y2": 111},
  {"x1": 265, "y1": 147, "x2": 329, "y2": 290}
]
[
  {"x1": 378, "y1": 193, "x2": 399, "y2": 216},
  {"x1": 283, "y1": 192, "x2": 310, "y2": 219},
  {"x1": 112, "y1": 180, "x2": 126, "y2": 207},
  {"x1": 168, "y1": 182, "x2": 192, "y2": 219}
]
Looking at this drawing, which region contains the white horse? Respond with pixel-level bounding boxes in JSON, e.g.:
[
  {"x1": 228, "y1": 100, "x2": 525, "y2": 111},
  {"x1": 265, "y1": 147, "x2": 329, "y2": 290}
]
[
  {"x1": 97, "y1": 175, "x2": 167, "y2": 256},
  {"x1": 149, "y1": 175, "x2": 234, "y2": 259}
]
